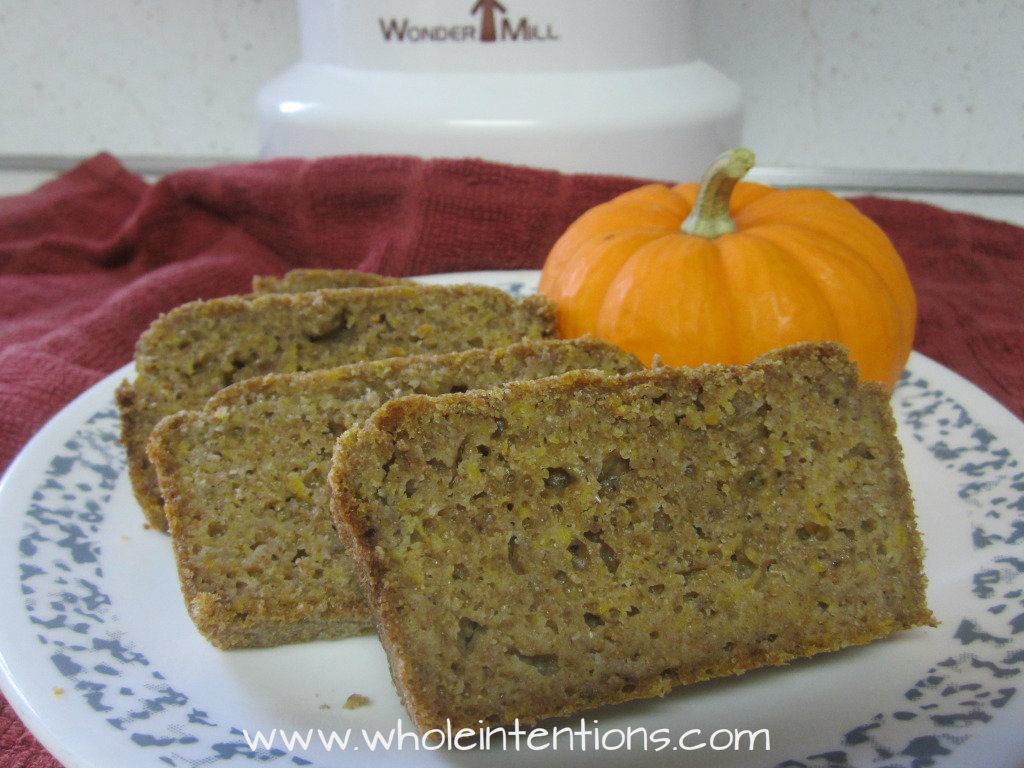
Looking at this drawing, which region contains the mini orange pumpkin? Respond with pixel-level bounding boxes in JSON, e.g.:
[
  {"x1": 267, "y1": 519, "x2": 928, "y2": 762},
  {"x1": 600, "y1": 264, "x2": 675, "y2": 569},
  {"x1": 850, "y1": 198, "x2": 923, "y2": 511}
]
[{"x1": 539, "y1": 148, "x2": 916, "y2": 391}]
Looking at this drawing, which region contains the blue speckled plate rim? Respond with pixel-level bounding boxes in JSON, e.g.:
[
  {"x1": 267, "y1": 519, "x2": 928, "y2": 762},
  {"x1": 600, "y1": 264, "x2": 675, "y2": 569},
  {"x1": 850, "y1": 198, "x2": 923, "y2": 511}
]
[{"x1": 0, "y1": 270, "x2": 1021, "y2": 768}]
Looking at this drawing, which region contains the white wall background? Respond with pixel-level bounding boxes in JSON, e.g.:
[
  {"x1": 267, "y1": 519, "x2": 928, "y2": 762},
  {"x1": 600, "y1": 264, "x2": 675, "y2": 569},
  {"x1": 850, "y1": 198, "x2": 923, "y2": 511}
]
[
  {"x1": 0, "y1": 0, "x2": 298, "y2": 157},
  {"x1": 696, "y1": 0, "x2": 1024, "y2": 173},
  {"x1": 0, "y1": 0, "x2": 1021, "y2": 173}
]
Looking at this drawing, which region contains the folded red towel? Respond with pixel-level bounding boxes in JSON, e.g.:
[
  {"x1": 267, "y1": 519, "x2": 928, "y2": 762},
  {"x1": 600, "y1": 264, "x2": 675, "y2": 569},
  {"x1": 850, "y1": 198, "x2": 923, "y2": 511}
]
[{"x1": 1, "y1": 153, "x2": 1022, "y2": 768}]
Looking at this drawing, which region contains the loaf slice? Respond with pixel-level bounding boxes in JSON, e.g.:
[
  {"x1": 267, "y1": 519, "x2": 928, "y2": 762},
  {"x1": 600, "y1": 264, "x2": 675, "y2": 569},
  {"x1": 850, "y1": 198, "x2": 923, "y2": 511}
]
[
  {"x1": 252, "y1": 268, "x2": 408, "y2": 293},
  {"x1": 117, "y1": 283, "x2": 556, "y2": 530},
  {"x1": 148, "y1": 338, "x2": 642, "y2": 649},
  {"x1": 329, "y1": 341, "x2": 935, "y2": 733}
]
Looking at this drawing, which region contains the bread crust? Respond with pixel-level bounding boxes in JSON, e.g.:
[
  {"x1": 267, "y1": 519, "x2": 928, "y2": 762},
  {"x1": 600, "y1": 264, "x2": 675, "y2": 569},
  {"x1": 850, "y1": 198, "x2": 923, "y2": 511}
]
[{"x1": 251, "y1": 268, "x2": 408, "y2": 294}]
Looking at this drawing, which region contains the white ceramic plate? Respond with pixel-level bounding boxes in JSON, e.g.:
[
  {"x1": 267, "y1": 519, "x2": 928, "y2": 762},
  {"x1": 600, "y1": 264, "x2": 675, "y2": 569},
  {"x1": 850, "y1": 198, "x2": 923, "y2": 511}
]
[{"x1": 1, "y1": 270, "x2": 1023, "y2": 768}]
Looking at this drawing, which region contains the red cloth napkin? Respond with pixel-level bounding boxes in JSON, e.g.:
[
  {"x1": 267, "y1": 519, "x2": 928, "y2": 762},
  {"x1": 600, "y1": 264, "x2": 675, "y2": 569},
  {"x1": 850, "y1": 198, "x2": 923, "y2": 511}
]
[{"x1": 1, "y1": 153, "x2": 1022, "y2": 767}]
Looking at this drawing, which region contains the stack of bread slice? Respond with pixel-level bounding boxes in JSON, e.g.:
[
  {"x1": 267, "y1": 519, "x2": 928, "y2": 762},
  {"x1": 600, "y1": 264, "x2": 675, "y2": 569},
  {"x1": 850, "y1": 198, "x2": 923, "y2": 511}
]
[
  {"x1": 119, "y1": 269, "x2": 934, "y2": 736},
  {"x1": 118, "y1": 272, "x2": 559, "y2": 530}
]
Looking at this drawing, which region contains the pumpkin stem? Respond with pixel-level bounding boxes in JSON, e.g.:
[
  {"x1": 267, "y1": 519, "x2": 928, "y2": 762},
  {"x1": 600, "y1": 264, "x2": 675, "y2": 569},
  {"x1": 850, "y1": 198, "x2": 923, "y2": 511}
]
[{"x1": 680, "y1": 148, "x2": 756, "y2": 238}]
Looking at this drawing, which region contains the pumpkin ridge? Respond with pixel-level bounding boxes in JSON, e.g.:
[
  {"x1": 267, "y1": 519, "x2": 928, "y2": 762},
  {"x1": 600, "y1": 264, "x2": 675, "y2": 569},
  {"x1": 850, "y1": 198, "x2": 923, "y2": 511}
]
[
  {"x1": 734, "y1": 193, "x2": 912, "y2": 308},
  {"x1": 756, "y1": 209, "x2": 916, "y2": 350},
  {"x1": 741, "y1": 220, "x2": 911, "y2": 329},
  {"x1": 596, "y1": 235, "x2": 732, "y2": 367},
  {"x1": 549, "y1": 230, "x2": 671, "y2": 339},
  {"x1": 539, "y1": 187, "x2": 693, "y2": 300},
  {"x1": 737, "y1": 226, "x2": 908, "y2": 385},
  {"x1": 717, "y1": 232, "x2": 842, "y2": 361}
]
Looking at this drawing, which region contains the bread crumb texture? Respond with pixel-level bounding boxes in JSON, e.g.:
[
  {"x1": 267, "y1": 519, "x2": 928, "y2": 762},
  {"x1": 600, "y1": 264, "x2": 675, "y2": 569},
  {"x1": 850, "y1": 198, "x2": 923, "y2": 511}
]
[
  {"x1": 330, "y1": 341, "x2": 934, "y2": 732},
  {"x1": 119, "y1": 283, "x2": 556, "y2": 530},
  {"x1": 149, "y1": 338, "x2": 641, "y2": 649}
]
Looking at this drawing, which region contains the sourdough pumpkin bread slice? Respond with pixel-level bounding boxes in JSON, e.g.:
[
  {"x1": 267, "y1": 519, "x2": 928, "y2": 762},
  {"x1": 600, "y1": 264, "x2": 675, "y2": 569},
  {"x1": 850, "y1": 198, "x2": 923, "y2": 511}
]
[
  {"x1": 117, "y1": 283, "x2": 556, "y2": 530},
  {"x1": 252, "y1": 268, "x2": 408, "y2": 293},
  {"x1": 329, "y1": 341, "x2": 935, "y2": 733},
  {"x1": 148, "y1": 338, "x2": 642, "y2": 649}
]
